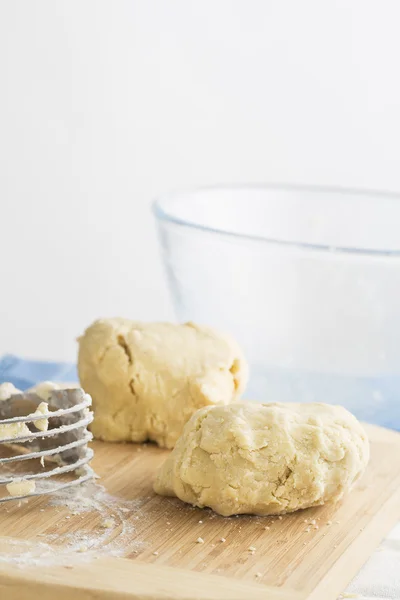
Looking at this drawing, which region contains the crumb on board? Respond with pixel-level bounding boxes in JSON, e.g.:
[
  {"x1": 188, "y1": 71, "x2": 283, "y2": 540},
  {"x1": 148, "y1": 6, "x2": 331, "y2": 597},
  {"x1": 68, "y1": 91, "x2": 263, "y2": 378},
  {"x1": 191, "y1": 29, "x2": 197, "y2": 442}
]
[
  {"x1": 101, "y1": 518, "x2": 115, "y2": 529},
  {"x1": 198, "y1": 520, "x2": 203, "y2": 524},
  {"x1": 255, "y1": 572, "x2": 262, "y2": 578},
  {"x1": 153, "y1": 551, "x2": 159, "y2": 556},
  {"x1": 326, "y1": 520, "x2": 332, "y2": 526},
  {"x1": 196, "y1": 537, "x2": 204, "y2": 544},
  {"x1": 278, "y1": 516, "x2": 282, "y2": 520},
  {"x1": 220, "y1": 537, "x2": 226, "y2": 543},
  {"x1": 248, "y1": 546, "x2": 256, "y2": 552},
  {"x1": 264, "y1": 526, "x2": 270, "y2": 530},
  {"x1": 310, "y1": 519, "x2": 316, "y2": 525}
]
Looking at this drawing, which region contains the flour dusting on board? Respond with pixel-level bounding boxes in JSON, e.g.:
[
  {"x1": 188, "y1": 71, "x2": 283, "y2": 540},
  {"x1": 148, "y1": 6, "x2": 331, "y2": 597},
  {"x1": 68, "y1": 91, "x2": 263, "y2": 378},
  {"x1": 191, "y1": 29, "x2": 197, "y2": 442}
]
[{"x1": 0, "y1": 481, "x2": 146, "y2": 567}]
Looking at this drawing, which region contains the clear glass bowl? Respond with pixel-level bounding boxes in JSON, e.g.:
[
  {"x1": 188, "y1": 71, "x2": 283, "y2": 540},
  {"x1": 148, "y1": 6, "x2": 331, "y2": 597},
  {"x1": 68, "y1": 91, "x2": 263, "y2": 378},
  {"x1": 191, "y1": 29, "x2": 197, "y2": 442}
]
[{"x1": 153, "y1": 184, "x2": 400, "y2": 430}]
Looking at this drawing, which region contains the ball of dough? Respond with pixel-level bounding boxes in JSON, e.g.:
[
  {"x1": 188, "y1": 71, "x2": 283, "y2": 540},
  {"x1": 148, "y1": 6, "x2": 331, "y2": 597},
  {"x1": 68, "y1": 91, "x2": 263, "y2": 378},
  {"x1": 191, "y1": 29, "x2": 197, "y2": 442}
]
[
  {"x1": 78, "y1": 318, "x2": 248, "y2": 448},
  {"x1": 153, "y1": 402, "x2": 369, "y2": 516}
]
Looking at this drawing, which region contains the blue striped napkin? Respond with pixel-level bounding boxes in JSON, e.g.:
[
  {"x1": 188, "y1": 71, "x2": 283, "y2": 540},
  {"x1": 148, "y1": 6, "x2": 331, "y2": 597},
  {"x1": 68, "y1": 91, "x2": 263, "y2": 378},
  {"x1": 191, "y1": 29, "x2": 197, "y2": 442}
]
[{"x1": 0, "y1": 354, "x2": 78, "y2": 390}]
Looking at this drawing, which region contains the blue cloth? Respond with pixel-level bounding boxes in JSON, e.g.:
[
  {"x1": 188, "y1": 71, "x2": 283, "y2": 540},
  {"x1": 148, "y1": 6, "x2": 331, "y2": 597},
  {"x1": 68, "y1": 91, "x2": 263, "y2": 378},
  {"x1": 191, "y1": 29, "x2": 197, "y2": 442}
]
[{"x1": 0, "y1": 354, "x2": 78, "y2": 390}]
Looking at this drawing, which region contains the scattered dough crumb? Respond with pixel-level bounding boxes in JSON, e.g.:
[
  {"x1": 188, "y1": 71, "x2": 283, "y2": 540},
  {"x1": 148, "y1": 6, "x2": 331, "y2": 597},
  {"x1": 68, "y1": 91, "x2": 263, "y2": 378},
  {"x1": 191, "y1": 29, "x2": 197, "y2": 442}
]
[
  {"x1": 248, "y1": 546, "x2": 256, "y2": 552},
  {"x1": 153, "y1": 551, "x2": 159, "y2": 556},
  {"x1": 278, "y1": 516, "x2": 282, "y2": 520},
  {"x1": 196, "y1": 537, "x2": 204, "y2": 544},
  {"x1": 326, "y1": 520, "x2": 332, "y2": 526},
  {"x1": 255, "y1": 572, "x2": 262, "y2": 578},
  {"x1": 6, "y1": 479, "x2": 36, "y2": 497},
  {"x1": 310, "y1": 519, "x2": 316, "y2": 525},
  {"x1": 220, "y1": 537, "x2": 226, "y2": 543},
  {"x1": 101, "y1": 518, "x2": 115, "y2": 529},
  {"x1": 198, "y1": 520, "x2": 203, "y2": 524}
]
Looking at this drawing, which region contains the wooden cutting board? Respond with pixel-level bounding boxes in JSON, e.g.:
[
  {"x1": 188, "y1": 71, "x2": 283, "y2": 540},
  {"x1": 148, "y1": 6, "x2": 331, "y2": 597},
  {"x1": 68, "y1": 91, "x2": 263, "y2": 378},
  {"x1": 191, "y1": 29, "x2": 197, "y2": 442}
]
[{"x1": 0, "y1": 422, "x2": 400, "y2": 600}]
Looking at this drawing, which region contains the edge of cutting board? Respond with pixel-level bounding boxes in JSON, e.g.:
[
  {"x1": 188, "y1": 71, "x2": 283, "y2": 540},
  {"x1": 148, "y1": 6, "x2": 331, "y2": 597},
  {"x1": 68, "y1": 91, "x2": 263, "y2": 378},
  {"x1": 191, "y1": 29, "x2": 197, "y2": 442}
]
[
  {"x1": 307, "y1": 423, "x2": 400, "y2": 600},
  {"x1": 0, "y1": 558, "x2": 302, "y2": 600}
]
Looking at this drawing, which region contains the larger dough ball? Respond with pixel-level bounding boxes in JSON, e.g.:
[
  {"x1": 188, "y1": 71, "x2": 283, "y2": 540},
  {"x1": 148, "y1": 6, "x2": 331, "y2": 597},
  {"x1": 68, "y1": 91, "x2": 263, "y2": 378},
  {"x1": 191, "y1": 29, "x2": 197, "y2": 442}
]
[
  {"x1": 78, "y1": 319, "x2": 248, "y2": 448},
  {"x1": 153, "y1": 402, "x2": 369, "y2": 516}
]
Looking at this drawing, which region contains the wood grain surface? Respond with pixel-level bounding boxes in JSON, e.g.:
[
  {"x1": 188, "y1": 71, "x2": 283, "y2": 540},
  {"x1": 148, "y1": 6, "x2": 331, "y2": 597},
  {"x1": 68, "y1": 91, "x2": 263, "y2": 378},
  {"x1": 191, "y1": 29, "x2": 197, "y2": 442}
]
[{"x1": 0, "y1": 422, "x2": 400, "y2": 600}]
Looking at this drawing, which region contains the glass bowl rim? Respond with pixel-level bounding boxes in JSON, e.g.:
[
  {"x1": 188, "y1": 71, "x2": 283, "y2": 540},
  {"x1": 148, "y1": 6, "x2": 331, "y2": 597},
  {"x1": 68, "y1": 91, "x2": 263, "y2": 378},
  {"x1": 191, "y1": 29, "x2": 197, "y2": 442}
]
[{"x1": 152, "y1": 182, "x2": 400, "y2": 257}]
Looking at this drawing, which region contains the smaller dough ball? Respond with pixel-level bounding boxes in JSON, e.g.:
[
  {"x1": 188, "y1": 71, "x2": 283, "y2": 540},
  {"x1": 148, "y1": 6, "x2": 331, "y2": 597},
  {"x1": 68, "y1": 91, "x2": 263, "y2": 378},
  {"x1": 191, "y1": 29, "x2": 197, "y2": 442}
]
[
  {"x1": 78, "y1": 318, "x2": 248, "y2": 448},
  {"x1": 154, "y1": 402, "x2": 369, "y2": 516}
]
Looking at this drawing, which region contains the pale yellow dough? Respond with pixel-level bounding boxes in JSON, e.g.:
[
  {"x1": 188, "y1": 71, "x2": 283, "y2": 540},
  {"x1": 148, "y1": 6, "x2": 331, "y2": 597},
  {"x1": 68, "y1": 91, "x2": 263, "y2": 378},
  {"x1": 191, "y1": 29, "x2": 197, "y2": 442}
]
[
  {"x1": 0, "y1": 382, "x2": 21, "y2": 401},
  {"x1": 153, "y1": 402, "x2": 370, "y2": 516},
  {"x1": 30, "y1": 401, "x2": 49, "y2": 432},
  {"x1": 0, "y1": 421, "x2": 30, "y2": 441},
  {"x1": 27, "y1": 381, "x2": 60, "y2": 401},
  {"x1": 6, "y1": 479, "x2": 36, "y2": 497},
  {"x1": 78, "y1": 319, "x2": 248, "y2": 448}
]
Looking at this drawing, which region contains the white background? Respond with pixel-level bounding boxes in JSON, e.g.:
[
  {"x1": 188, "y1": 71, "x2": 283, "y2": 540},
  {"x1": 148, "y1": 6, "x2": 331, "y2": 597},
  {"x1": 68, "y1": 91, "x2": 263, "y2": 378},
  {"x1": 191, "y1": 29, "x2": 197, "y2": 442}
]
[{"x1": 1, "y1": 0, "x2": 400, "y2": 361}]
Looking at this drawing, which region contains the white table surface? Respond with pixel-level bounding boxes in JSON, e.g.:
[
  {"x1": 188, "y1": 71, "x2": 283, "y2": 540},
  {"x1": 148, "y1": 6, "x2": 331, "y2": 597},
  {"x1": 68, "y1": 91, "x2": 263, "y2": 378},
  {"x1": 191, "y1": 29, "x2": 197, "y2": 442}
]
[{"x1": 344, "y1": 522, "x2": 400, "y2": 599}]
